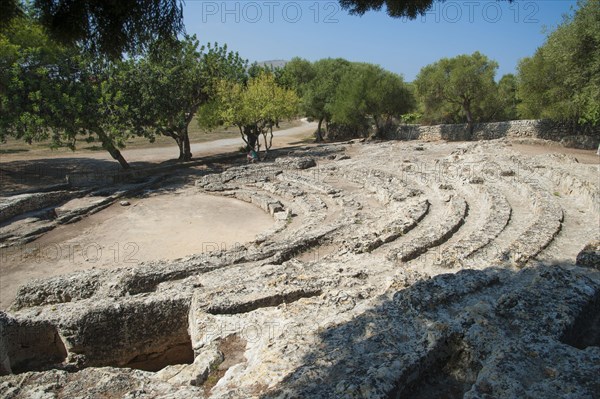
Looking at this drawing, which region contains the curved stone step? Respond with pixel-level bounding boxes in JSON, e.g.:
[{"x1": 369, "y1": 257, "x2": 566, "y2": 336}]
[
  {"x1": 441, "y1": 187, "x2": 512, "y2": 267},
  {"x1": 345, "y1": 167, "x2": 423, "y2": 205},
  {"x1": 346, "y1": 200, "x2": 430, "y2": 254},
  {"x1": 509, "y1": 154, "x2": 599, "y2": 213},
  {"x1": 497, "y1": 180, "x2": 564, "y2": 267},
  {"x1": 276, "y1": 171, "x2": 340, "y2": 197},
  {"x1": 388, "y1": 197, "x2": 469, "y2": 263}
]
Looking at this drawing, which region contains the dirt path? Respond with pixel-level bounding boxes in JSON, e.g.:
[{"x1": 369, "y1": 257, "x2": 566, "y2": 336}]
[
  {"x1": 123, "y1": 119, "x2": 317, "y2": 161},
  {"x1": 0, "y1": 120, "x2": 318, "y2": 195},
  {"x1": 1, "y1": 120, "x2": 317, "y2": 164}
]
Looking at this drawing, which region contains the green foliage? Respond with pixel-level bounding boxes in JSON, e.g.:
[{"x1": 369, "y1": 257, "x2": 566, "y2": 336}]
[
  {"x1": 339, "y1": 0, "x2": 443, "y2": 19},
  {"x1": 198, "y1": 72, "x2": 299, "y2": 155},
  {"x1": 0, "y1": 17, "x2": 136, "y2": 167},
  {"x1": 414, "y1": 51, "x2": 499, "y2": 132},
  {"x1": 496, "y1": 74, "x2": 519, "y2": 121},
  {"x1": 281, "y1": 57, "x2": 316, "y2": 96},
  {"x1": 122, "y1": 36, "x2": 247, "y2": 160},
  {"x1": 400, "y1": 112, "x2": 423, "y2": 124},
  {"x1": 339, "y1": 0, "x2": 515, "y2": 19},
  {"x1": 329, "y1": 63, "x2": 414, "y2": 136},
  {"x1": 282, "y1": 57, "x2": 415, "y2": 140},
  {"x1": 2, "y1": 0, "x2": 184, "y2": 59},
  {"x1": 517, "y1": 0, "x2": 600, "y2": 125},
  {"x1": 301, "y1": 58, "x2": 351, "y2": 140},
  {"x1": 248, "y1": 62, "x2": 287, "y2": 86}
]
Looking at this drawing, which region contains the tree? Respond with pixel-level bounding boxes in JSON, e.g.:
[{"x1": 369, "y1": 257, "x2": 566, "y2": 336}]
[
  {"x1": 339, "y1": 0, "x2": 513, "y2": 19},
  {"x1": 281, "y1": 57, "x2": 316, "y2": 97},
  {"x1": 518, "y1": 0, "x2": 600, "y2": 125},
  {"x1": 339, "y1": 0, "x2": 436, "y2": 18},
  {"x1": 122, "y1": 37, "x2": 247, "y2": 161},
  {"x1": 496, "y1": 74, "x2": 519, "y2": 121},
  {"x1": 1, "y1": 17, "x2": 136, "y2": 168},
  {"x1": 302, "y1": 58, "x2": 351, "y2": 141},
  {"x1": 329, "y1": 63, "x2": 414, "y2": 137},
  {"x1": 198, "y1": 72, "x2": 299, "y2": 159},
  {"x1": 1, "y1": 0, "x2": 184, "y2": 59},
  {"x1": 414, "y1": 51, "x2": 499, "y2": 136}
]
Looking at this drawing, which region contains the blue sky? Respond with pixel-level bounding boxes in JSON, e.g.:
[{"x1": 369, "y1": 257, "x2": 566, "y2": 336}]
[{"x1": 183, "y1": 0, "x2": 579, "y2": 81}]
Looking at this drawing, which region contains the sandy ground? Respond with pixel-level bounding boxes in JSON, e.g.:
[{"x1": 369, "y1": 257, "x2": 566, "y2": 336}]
[
  {"x1": 0, "y1": 189, "x2": 275, "y2": 309},
  {"x1": 509, "y1": 142, "x2": 600, "y2": 164}
]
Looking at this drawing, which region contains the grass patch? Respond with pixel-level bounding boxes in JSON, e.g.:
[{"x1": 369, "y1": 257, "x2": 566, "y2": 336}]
[{"x1": 0, "y1": 148, "x2": 29, "y2": 154}]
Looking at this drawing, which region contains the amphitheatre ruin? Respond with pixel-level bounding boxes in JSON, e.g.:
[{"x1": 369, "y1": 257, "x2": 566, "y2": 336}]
[{"x1": 0, "y1": 120, "x2": 599, "y2": 398}]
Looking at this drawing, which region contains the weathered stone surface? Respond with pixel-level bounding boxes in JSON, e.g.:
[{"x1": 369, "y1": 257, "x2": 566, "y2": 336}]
[
  {"x1": 576, "y1": 241, "x2": 600, "y2": 269},
  {"x1": 0, "y1": 367, "x2": 203, "y2": 398},
  {"x1": 3, "y1": 291, "x2": 194, "y2": 372},
  {"x1": 154, "y1": 343, "x2": 223, "y2": 386},
  {"x1": 0, "y1": 191, "x2": 72, "y2": 223},
  {"x1": 264, "y1": 267, "x2": 600, "y2": 399},
  {"x1": 274, "y1": 156, "x2": 317, "y2": 170},
  {"x1": 53, "y1": 196, "x2": 102, "y2": 216},
  {"x1": 390, "y1": 196, "x2": 468, "y2": 263},
  {"x1": 1, "y1": 178, "x2": 163, "y2": 248},
  {"x1": 1, "y1": 138, "x2": 599, "y2": 397}
]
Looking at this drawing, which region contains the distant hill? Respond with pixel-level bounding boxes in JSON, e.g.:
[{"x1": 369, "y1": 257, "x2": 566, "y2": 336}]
[{"x1": 256, "y1": 59, "x2": 288, "y2": 69}]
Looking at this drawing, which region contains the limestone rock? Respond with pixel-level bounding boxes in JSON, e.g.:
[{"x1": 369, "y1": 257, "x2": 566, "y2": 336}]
[
  {"x1": 576, "y1": 240, "x2": 600, "y2": 269},
  {"x1": 0, "y1": 368, "x2": 203, "y2": 398},
  {"x1": 274, "y1": 156, "x2": 316, "y2": 170}
]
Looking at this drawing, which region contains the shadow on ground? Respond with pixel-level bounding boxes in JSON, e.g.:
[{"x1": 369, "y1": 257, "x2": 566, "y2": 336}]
[{"x1": 262, "y1": 263, "x2": 600, "y2": 398}]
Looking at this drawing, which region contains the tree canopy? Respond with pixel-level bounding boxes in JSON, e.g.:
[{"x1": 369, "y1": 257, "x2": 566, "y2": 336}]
[
  {"x1": 198, "y1": 72, "x2": 299, "y2": 158},
  {"x1": 281, "y1": 58, "x2": 414, "y2": 140},
  {"x1": 1, "y1": 16, "x2": 138, "y2": 168},
  {"x1": 339, "y1": 0, "x2": 514, "y2": 19},
  {"x1": 329, "y1": 63, "x2": 414, "y2": 137},
  {"x1": 122, "y1": 38, "x2": 247, "y2": 161},
  {"x1": 517, "y1": 0, "x2": 600, "y2": 125},
  {"x1": 297, "y1": 58, "x2": 351, "y2": 141},
  {"x1": 1, "y1": 0, "x2": 184, "y2": 58},
  {"x1": 414, "y1": 51, "x2": 499, "y2": 134},
  {"x1": 1, "y1": 18, "x2": 246, "y2": 168}
]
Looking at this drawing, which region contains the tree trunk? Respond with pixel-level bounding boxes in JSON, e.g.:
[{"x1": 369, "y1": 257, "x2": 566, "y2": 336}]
[
  {"x1": 373, "y1": 115, "x2": 381, "y2": 138},
  {"x1": 175, "y1": 137, "x2": 185, "y2": 160},
  {"x1": 181, "y1": 114, "x2": 195, "y2": 162},
  {"x1": 239, "y1": 125, "x2": 249, "y2": 146},
  {"x1": 261, "y1": 131, "x2": 268, "y2": 160},
  {"x1": 182, "y1": 132, "x2": 192, "y2": 161},
  {"x1": 162, "y1": 131, "x2": 184, "y2": 160},
  {"x1": 463, "y1": 101, "x2": 474, "y2": 140},
  {"x1": 97, "y1": 131, "x2": 130, "y2": 169},
  {"x1": 111, "y1": 149, "x2": 130, "y2": 169},
  {"x1": 268, "y1": 125, "x2": 274, "y2": 151},
  {"x1": 315, "y1": 117, "x2": 324, "y2": 142}
]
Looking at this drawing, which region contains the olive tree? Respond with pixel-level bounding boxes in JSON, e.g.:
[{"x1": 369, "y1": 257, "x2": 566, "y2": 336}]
[{"x1": 414, "y1": 51, "x2": 499, "y2": 136}]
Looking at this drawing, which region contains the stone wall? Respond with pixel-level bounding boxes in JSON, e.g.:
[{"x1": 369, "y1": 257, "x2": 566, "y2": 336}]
[{"x1": 385, "y1": 119, "x2": 600, "y2": 149}]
